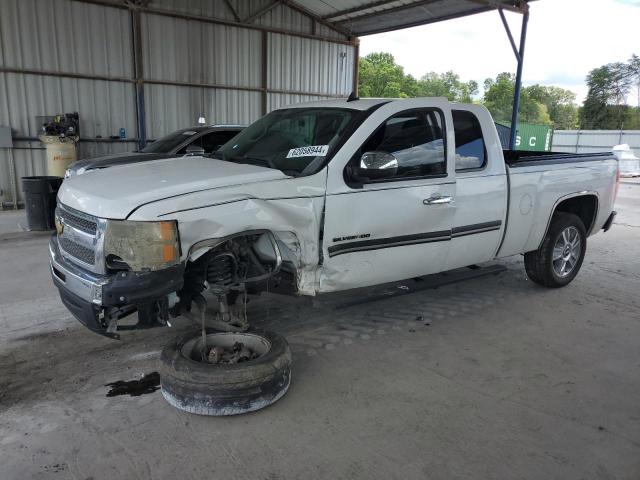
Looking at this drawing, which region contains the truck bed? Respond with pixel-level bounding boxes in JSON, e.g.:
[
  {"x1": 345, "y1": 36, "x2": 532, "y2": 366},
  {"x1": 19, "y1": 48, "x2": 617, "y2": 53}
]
[{"x1": 497, "y1": 149, "x2": 618, "y2": 259}]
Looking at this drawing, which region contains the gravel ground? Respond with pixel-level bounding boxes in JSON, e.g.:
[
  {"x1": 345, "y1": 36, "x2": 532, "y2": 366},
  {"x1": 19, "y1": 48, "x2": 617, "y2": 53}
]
[{"x1": 0, "y1": 183, "x2": 638, "y2": 480}]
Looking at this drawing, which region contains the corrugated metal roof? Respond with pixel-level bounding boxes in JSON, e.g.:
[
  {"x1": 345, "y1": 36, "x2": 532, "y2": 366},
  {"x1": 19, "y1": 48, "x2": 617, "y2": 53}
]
[{"x1": 291, "y1": 0, "x2": 531, "y2": 36}]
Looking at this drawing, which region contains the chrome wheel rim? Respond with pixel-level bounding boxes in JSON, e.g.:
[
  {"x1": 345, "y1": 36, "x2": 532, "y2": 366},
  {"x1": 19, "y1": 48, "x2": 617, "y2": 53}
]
[{"x1": 552, "y1": 226, "x2": 581, "y2": 277}]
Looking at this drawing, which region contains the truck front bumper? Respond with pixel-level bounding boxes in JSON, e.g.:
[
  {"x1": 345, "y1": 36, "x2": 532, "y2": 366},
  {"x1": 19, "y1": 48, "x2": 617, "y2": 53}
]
[{"x1": 49, "y1": 235, "x2": 184, "y2": 337}]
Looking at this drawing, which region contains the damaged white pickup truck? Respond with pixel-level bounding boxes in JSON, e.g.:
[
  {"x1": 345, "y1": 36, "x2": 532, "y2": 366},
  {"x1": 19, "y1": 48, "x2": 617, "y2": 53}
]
[{"x1": 51, "y1": 97, "x2": 619, "y2": 339}]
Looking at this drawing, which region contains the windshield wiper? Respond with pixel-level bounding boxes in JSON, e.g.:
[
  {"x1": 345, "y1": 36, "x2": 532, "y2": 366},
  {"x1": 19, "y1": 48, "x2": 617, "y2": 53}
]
[
  {"x1": 229, "y1": 155, "x2": 277, "y2": 170},
  {"x1": 214, "y1": 154, "x2": 296, "y2": 176}
]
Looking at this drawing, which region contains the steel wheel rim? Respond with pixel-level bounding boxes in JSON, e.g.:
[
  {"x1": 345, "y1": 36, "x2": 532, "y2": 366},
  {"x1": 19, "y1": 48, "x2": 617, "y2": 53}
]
[
  {"x1": 181, "y1": 332, "x2": 271, "y2": 364},
  {"x1": 552, "y1": 226, "x2": 581, "y2": 278}
]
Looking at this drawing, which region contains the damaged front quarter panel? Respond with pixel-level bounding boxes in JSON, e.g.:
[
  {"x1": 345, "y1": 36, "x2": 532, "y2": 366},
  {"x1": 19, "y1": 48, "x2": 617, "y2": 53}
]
[{"x1": 128, "y1": 172, "x2": 327, "y2": 296}]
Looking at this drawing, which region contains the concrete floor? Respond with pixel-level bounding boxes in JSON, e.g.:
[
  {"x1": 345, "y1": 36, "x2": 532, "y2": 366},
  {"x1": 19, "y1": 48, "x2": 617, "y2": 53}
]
[{"x1": 1, "y1": 182, "x2": 639, "y2": 480}]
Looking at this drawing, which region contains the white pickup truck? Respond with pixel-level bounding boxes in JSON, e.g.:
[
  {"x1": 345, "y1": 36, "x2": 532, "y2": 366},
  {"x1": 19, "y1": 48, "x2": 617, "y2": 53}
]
[{"x1": 50, "y1": 97, "x2": 619, "y2": 337}]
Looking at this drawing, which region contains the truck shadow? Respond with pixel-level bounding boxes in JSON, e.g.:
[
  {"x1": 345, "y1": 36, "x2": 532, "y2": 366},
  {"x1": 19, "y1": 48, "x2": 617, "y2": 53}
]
[{"x1": 0, "y1": 263, "x2": 523, "y2": 411}]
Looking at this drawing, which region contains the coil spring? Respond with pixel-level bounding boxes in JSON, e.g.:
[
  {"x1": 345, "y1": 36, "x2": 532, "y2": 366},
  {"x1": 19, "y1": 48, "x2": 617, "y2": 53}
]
[{"x1": 206, "y1": 253, "x2": 238, "y2": 286}]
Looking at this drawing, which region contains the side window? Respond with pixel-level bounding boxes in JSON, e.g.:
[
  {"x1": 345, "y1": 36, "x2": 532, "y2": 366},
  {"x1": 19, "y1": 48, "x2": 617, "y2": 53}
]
[
  {"x1": 200, "y1": 131, "x2": 238, "y2": 154},
  {"x1": 355, "y1": 109, "x2": 446, "y2": 181},
  {"x1": 176, "y1": 135, "x2": 202, "y2": 155},
  {"x1": 452, "y1": 110, "x2": 486, "y2": 171}
]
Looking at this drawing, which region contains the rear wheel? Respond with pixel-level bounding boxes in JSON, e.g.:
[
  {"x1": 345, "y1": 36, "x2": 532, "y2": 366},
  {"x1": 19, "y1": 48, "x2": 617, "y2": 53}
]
[{"x1": 524, "y1": 212, "x2": 587, "y2": 288}]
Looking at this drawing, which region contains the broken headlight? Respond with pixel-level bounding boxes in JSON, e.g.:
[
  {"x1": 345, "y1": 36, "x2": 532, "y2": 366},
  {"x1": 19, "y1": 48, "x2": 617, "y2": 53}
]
[{"x1": 104, "y1": 220, "x2": 180, "y2": 272}]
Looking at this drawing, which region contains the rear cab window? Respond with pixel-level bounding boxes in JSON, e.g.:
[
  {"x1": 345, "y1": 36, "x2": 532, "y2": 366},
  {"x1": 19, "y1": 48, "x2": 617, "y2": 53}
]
[{"x1": 452, "y1": 110, "x2": 486, "y2": 171}]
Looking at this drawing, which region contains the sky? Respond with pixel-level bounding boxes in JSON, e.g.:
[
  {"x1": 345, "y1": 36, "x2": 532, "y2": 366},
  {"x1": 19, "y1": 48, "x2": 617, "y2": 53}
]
[{"x1": 359, "y1": 0, "x2": 640, "y2": 103}]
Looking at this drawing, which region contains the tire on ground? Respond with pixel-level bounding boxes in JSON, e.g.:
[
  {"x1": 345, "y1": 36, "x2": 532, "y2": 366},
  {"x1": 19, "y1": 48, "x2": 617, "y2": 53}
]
[
  {"x1": 524, "y1": 212, "x2": 587, "y2": 288},
  {"x1": 159, "y1": 329, "x2": 291, "y2": 415}
]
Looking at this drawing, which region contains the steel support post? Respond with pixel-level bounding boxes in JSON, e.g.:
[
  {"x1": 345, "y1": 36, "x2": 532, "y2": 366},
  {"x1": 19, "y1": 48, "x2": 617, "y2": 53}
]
[{"x1": 507, "y1": 9, "x2": 529, "y2": 150}]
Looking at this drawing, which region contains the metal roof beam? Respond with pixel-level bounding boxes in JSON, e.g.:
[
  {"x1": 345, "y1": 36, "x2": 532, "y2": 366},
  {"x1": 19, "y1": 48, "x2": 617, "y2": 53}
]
[
  {"x1": 222, "y1": 0, "x2": 241, "y2": 22},
  {"x1": 243, "y1": 1, "x2": 281, "y2": 24},
  {"x1": 467, "y1": 0, "x2": 528, "y2": 14},
  {"x1": 321, "y1": 0, "x2": 403, "y2": 21},
  {"x1": 324, "y1": 0, "x2": 530, "y2": 30},
  {"x1": 330, "y1": 0, "x2": 447, "y2": 25},
  {"x1": 281, "y1": 1, "x2": 353, "y2": 38},
  {"x1": 69, "y1": 0, "x2": 353, "y2": 44},
  {"x1": 498, "y1": 8, "x2": 521, "y2": 61}
]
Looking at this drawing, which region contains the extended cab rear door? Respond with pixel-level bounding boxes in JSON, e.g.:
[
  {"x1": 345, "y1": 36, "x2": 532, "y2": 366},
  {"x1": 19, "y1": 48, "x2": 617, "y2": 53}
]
[
  {"x1": 443, "y1": 105, "x2": 507, "y2": 270},
  {"x1": 319, "y1": 98, "x2": 456, "y2": 292}
]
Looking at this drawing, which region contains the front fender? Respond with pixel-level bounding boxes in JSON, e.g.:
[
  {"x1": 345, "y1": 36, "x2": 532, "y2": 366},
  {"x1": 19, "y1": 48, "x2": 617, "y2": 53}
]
[{"x1": 132, "y1": 196, "x2": 324, "y2": 295}]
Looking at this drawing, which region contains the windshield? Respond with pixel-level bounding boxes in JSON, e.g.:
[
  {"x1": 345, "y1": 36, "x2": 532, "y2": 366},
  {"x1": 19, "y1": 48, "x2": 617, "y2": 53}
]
[
  {"x1": 140, "y1": 129, "x2": 200, "y2": 153},
  {"x1": 216, "y1": 108, "x2": 357, "y2": 176}
]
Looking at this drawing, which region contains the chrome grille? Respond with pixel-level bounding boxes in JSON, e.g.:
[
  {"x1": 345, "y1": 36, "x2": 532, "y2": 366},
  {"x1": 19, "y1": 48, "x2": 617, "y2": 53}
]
[
  {"x1": 59, "y1": 236, "x2": 95, "y2": 265},
  {"x1": 60, "y1": 209, "x2": 97, "y2": 234},
  {"x1": 57, "y1": 203, "x2": 105, "y2": 273}
]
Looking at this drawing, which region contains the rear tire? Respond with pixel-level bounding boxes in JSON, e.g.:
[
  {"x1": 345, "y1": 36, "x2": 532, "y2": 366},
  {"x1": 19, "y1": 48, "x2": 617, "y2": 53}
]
[{"x1": 524, "y1": 212, "x2": 586, "y2": 288}]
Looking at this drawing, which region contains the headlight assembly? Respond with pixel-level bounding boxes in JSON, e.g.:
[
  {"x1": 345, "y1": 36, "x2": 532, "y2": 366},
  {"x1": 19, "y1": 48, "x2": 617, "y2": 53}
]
[{"x1": 104, "y1": 220, "x2": 180, "y2": 272}]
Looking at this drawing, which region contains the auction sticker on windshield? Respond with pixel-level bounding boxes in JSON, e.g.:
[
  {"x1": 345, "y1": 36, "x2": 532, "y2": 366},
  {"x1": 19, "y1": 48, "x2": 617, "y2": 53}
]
[{"x1": 286, "y1": 145, "x2": 329, "y2": 158}]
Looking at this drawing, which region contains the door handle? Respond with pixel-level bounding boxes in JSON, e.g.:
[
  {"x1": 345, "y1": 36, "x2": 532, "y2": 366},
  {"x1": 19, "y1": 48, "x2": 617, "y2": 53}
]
[{"x1": 423, "y1": 196, "x2": 452, "y2": 205}]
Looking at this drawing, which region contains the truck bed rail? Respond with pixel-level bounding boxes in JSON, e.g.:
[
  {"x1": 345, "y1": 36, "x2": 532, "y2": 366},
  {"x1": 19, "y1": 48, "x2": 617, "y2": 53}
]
[{"x1": 504, "y1": 150, "x2": 614, "y2": 168}]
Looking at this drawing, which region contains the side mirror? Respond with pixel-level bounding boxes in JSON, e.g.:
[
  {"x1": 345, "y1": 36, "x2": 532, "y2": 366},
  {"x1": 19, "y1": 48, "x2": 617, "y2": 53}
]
[
  {"x1": 356, "y1": 151, "x2": 398, "y2": 180},
  {"x1": 184, "y1": 144, "x2": 205, "y2": 156}
]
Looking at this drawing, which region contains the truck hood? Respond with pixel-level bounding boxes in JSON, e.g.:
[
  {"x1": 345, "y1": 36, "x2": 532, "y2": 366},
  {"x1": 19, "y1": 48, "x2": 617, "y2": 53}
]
[
  {"x1": 58, "y1": 156, "x2": 288, "y2": 219},
  {"x1": 68, "y1": 152, "x2": 171, "y2": 174}
]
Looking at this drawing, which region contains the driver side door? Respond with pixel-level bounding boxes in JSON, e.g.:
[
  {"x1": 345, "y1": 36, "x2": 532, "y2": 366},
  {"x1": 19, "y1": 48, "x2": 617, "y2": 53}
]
[{"x1": 319, "y1": 100, "x2": 456, "y2": 292}]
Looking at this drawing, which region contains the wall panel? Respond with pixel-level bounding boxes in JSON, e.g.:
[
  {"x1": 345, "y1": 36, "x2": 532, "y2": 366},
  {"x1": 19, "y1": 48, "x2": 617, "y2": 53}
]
[
  {"x1": 142, "y1": 13, "x2": 262, "y2": 88},
  {"x1": 268, "y1": 33, "x2": 354, "y2": 96},
  {"x1": 144, "y1": 84, "x2": 261, "y2": 138}
]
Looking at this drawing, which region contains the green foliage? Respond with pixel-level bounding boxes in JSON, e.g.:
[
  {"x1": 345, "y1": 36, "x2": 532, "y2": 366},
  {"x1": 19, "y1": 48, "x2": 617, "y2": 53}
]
[
  {"x1": 416, "y1": 71, "x2": 478, "y2": 102},
  {"x1": 527, "y1": 85, "x2": 579, "y2": 129},
  {"x1": 629, "y1": 54, "x2": 640, "y2": 108},
  {"x1": 358, "y1": 54, "x2": 477, "y2": 102},
  {"x1": 357, "y1": 51, "x2": 640, "y2": 130},
  {"x1": 580, "y1": 56, "x2": 640, "y2": 129},
  {"x1": 482, "y1": 73, "x2": 553, "y2": 126},
  {"x1": 358, "y1": 52, "x2": 415, "y2": 98}
]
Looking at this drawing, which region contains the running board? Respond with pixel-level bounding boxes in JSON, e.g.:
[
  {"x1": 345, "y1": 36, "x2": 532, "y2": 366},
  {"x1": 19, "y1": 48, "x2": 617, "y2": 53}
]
[{"x1": 324, "y1": 263, "x2": 507, "y2": 310}]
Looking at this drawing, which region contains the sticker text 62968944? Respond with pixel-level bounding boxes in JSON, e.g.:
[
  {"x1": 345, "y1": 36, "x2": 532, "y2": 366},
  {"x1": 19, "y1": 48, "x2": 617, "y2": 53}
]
[{"x1": 286, "y1": 145, "x2": 329, "y2": 158}]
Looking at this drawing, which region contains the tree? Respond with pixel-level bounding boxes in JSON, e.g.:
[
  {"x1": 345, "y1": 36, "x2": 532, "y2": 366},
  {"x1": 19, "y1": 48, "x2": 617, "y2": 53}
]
[
  {"x1": 482, "y1": 73, "x2": 551, "y2": 125},
  {"x1": 581, "y1": 65, "x2": 616, "y2": 129},
  {"x1": 356, "y1": 51, "x2": 639, "y2": 129},
  {"x1": 580, "y1": 61, "x2": 636, "y2": 129},
  {"x1": 358, "y1": 53, "x2": 478, "y2": 101},
  {"x1": 629, "y1": 54, "x2": 640, "y2": 107},
  {"x1": 358, "y1": 52, "x2": 415, "y2": 98},
  {"x1": 527, "y1": 85, "x2": 579, "y2": 129},
  {"x1": 416, "y1": 71, "x2": 478, "y2": 102}
]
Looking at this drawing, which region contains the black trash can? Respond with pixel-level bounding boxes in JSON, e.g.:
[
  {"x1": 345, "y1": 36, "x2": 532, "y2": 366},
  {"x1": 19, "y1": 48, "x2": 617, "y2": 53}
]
[{"x1": 22, "y1": 176, "x2": 63, "y2": 231}]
